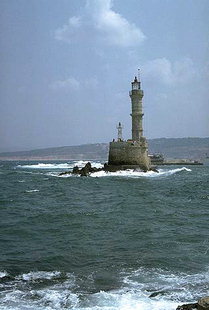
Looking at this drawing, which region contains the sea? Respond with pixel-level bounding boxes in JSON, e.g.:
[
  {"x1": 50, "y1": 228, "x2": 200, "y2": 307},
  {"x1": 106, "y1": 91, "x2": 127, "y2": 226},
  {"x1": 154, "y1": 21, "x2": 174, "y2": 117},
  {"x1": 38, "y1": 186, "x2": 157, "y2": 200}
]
[{"x1": 0, "y1": 160, "x2": 209, "y2": 310}]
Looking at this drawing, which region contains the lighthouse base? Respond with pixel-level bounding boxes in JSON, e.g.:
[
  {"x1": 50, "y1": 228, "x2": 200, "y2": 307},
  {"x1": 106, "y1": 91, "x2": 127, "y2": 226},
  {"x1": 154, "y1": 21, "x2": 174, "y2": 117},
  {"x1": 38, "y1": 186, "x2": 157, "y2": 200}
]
[{"x1": 108, "y1": 139, "x2": 150, "y2": 171}]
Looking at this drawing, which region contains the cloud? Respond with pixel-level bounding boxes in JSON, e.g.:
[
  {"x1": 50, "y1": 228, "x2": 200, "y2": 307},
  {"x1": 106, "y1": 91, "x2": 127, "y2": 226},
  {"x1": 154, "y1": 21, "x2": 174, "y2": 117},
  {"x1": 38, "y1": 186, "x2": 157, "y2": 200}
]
[
  {"x1": 50, "y1": 77, "x2": 80, "y2": 92},
  {"x1": 55, "y1": 0, "x2": 145, "y2": 47},
  {"x1": 142, "y1": 57, "x2": 196, "y2": 85},
  {"x1": 49, "y1": 77, "x2": 98, "y2": 92},
  {"x1": 83, "y1": 77, "x2": 98, "y2": 88}
]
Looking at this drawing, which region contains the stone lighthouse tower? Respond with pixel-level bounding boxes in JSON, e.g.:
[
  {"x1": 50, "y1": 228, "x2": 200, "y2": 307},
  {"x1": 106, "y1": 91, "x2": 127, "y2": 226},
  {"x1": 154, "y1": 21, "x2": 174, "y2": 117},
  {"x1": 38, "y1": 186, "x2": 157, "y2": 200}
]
[
  {"x1": 130, "y1": 76, "x2": 144, "y2": 141},
  {"x1": 108, "y1": 74, "x2": 150, "y2": 171}
]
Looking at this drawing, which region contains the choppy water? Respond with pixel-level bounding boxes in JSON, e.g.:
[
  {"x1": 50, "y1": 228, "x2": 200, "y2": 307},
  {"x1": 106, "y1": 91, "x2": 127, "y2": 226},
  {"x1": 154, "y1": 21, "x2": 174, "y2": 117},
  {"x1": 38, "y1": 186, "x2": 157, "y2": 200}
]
[{"x1": 0, "y1": 160, "x2": 209, "y2": 310}]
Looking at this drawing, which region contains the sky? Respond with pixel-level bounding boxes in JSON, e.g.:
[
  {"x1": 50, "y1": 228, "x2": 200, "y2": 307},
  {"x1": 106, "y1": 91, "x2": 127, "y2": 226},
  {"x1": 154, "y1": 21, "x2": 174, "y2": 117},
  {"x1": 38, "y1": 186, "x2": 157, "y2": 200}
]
[{"x1": 0, "y1": 0, "x2": 209, "y2": 151}]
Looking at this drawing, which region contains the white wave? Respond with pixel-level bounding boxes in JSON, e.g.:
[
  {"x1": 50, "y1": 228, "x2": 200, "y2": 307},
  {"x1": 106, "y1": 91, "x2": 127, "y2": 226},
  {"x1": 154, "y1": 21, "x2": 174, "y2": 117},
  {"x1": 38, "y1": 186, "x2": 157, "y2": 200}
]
[
  {"x1": 90, "y1": 167, "x2": 191, "y2": 178},
  {"x1": 17, "y1": 163, "x2": 73, "y2": 169},
  {"x1": 0, "y1": 271, "x2": 8, "y2": 278},
  {"x1": 16, "y1": 161, "x2": 104, "y2": 170},
  {"x1": 46, "y1": 171, "x2": 73, "y2": 178},
  {"x1": 47, "y1": 166, "x2": 191, "y2": 179},
  {"x1": 25, "y1": 189, "x2": 40, "y2": 193},
  {"x1": 17, "y1": 180, "x2": 25, "y2": 183},
  {"x1": 0, "y1": 268, "x2": 208, "y2": 310},
  {"x1": 82, "y1": 289, "x2": 179, "y2": 310},
  {"x1": 17, "y1": 271, "x2": 61, "y2": 281},
  {"x1": 34, "y1": 288, "x2": 79, "y2": 309},
  {"x1": 72, "y1": 160, "x2": 104, "y2": 169}
]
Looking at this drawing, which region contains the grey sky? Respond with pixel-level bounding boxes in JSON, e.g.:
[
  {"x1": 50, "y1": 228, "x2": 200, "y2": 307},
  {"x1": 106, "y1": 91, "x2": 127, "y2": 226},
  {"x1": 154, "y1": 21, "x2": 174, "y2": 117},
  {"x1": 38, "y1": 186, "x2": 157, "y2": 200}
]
[{"x1": 0, "y1": 0, "x2": 208, "y2": 151}]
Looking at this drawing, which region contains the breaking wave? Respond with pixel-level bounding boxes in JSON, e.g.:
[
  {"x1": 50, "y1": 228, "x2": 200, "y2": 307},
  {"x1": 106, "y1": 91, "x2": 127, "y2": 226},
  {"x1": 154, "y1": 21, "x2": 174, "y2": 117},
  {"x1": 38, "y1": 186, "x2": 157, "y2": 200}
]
[
  {"x1": 49, "y1": 166, "x2": 191, "y2": 179},
  {"x1": 0, "y1": 271, "x2": 8, "y2": 278},
  {"x1": 25, "y1": 189, "x2": 40, "y2": 193},
  {"x1": 16, "y1": 161, "x2": 103, "y2": 170},
  {"x1": 0, "y1": 268, "x2": 207, "y2": 310},
  {"x1": 90, "y1": 167, "x2": 191, "y2": 178},
  {"x1": 17, "y1": 271, "x2": 62, "y2": 281}
]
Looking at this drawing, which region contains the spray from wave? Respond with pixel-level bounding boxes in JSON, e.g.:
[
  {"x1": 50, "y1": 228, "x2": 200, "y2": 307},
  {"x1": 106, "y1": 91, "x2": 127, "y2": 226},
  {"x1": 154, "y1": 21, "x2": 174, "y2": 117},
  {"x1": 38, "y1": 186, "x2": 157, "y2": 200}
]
[
  {"x1": 0, "y1": 268, "x2": 207, "y2": 310},
  {"x1": 47, "y1": 166, "x2": 191, "y2": 178},
  {"x1": 90, "y1": 167, "x2": 191, "y2": 178},
  {"x1": 16, "y1": 161, "x2": 103, "y2": 170}
]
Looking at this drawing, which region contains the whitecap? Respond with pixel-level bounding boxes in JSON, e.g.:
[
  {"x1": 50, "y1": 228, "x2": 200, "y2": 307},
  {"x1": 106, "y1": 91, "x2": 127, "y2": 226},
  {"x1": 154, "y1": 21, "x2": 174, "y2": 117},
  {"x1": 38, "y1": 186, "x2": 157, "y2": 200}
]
[
  {"x1": 0, "y1": 268, "x2": 208, "y2": 310},
  {"x1": 18, "y1": 271, "x2": 61, "y2": 281},
  {"x1": 0, "y1": 271, "x2": 8, "y2": 278},
  {"x1": 72, "y1": 160, "x2": 103, "y2": 169},
  {"x1": 46, "y1": 172, "x2": 73, "y2": 178},
  {"x1": 25, "y1": 189, "x2": 40, "y2": 193},
  {"x1": 16, "y1": 161, "x2": 104, "y2": 171},
  {"x1": 85, "y1": 289, "x2": 179, "y2": 310},
  {"x1": 17, "y1": 163, "x2": 73, "y2": 169},
  {"x1": 122, "y1": 267, "x2": 208, "y2": 303},
  {"x1": 90, "y1": 167, "x2": 191, "y2": 178},
  {"x1": 34, "y1": 288, "x2": 79, "y2": 309}
]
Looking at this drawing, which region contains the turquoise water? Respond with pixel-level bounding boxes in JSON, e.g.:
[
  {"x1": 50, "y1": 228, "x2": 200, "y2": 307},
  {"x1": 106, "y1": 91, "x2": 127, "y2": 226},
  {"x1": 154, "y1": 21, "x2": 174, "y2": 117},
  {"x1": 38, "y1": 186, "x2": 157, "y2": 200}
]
[{"x1": 0, "y1": 160, "x2": 209, "y2": 309}]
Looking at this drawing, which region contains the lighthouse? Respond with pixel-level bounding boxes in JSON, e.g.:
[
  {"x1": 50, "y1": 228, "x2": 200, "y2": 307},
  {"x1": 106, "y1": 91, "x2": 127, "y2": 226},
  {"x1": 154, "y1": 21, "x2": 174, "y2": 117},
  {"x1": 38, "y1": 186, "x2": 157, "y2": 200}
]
[
  {"x1": 130, "y1": 76, "x2": 144, "y2": 141},
  {"x1": 108, "y1": 73, "x2": 150, "y2": 171}
]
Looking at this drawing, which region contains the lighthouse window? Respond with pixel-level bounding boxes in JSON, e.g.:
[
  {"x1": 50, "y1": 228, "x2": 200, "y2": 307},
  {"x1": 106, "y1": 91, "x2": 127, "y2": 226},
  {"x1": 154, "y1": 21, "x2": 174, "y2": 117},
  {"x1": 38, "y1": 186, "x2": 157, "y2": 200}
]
[{"x1": 133, "y1": 83, "x2": 138, "y2": 90}]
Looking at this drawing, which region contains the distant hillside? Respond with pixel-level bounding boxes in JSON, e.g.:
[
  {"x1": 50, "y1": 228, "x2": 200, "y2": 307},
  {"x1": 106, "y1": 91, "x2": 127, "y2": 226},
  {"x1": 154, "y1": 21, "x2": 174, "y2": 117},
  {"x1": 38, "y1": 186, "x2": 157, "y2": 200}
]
[
  {"x1": 148, "y1": 138, "x2": 209, "y2": 160},
  {"x1": 0, "y1": 143, "x2": 109, "y2": 161},
  {"x1": 0, "y1": 138, "x2": 208, "y2": 161}
]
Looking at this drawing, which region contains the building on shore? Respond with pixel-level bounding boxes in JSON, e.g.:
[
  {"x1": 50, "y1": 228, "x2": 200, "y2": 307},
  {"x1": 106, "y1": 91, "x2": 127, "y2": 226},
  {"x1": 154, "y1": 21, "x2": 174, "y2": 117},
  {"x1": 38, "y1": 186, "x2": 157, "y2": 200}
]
[{"x1": 108, "y1": 75, "x2": 150, "y2": 171}]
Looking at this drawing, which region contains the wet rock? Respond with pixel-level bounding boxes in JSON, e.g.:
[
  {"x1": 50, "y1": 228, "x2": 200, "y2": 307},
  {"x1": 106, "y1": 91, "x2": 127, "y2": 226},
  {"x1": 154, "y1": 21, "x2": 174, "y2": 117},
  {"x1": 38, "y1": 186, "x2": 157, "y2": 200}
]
[
  {"x1": 150, "y1": 167, "x2": 159, "y2": 173},
  {"x1": 72, "y1": 166, "x2": 79, "y2": 174},
  {"x1": 176, "y1": 303, "x2": 198, "y2": 310},
  {"x1": 79, "y1": 162, "x2": 93, "y2": 176},
  {"x1": 198, "y1": 297, "x2": 209, "y2": 310},
  {"x1": 85, "y1": 162, "x2": 92, "y2": 170},
  {"x1": 149, "y1": 290, "x2": 167, "y2": 298},
  {"x1": 103, "y1": 163, "x2": 108, "y2": 171},
  {"x1": 177, "y1": 304, "x2": 198, "y2": 310},
  {"x1": 59, "y1": 170, "x2": 70, "y2": 176},
  {"x1": 59, "y1": 161, "x2": 159, "y2": 177}
]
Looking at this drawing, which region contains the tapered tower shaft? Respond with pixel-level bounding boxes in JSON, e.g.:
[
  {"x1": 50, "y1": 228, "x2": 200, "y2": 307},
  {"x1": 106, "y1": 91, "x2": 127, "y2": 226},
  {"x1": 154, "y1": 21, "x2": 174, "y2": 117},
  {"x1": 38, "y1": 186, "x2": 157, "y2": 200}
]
[{"x1": 129, "y1": 76, "x2": 144, "y2": 141}]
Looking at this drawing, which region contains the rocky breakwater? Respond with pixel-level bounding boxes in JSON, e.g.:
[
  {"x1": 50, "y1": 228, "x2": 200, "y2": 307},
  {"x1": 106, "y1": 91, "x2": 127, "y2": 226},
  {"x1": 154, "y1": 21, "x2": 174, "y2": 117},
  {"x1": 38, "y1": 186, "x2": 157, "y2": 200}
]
[
  {"x1": 59, "y1": 162, "x2": 158, "y2": 177},
  {"x1": 59, "y1": 162, "x2": 104, "y2": 177},
  {"x1": 177, "y1": 297, "x2": 209, "y2": 310}
]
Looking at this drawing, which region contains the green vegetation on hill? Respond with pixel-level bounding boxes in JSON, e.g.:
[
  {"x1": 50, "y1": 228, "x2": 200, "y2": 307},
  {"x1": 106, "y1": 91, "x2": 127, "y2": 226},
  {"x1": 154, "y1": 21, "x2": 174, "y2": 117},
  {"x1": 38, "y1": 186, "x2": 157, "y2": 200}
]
[{"x1": 0, "y1": 138, "x2": 208, "y2": 160}]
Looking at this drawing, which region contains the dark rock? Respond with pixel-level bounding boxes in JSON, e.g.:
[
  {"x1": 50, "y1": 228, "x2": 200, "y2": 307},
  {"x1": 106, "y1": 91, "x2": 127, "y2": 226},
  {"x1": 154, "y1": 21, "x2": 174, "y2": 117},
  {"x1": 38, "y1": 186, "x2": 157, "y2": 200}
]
[
  {"x1": 176, "y1": 303, "x2": 198, "y2": 310},
  {"x1": 72, "y1": 166, "x2": 79, "y2": 174},
  {"x1": 79, "y1": 162, "x2": 92, "y2": 176},
  {"x1": 59, "y1": 170, "x2": 71, "y2": 176},
  {"x1": 103, "y1": 163, "x2": 108, "y2": 171},
  {"x1": 198, "y1": 297, "x2": 209, "y2": 310},
  {"x1": 85, "y1": 162, "x2": 92, "y2": 170},
  {"x1": 60, "y1": 161, "x2": 159, "y2": 177},
  {"x1": 80, "y1": 167, "x2": 89, "y2": 177},
  {"x1": 177, "y1": 297, "x2": 209, "y2": 310},
  {"x1": 149, "y1": 291, "x2": 167, "y2": 298},
  {"x1": 150, "y1": 166, "x2": 159, "y2": 173}
]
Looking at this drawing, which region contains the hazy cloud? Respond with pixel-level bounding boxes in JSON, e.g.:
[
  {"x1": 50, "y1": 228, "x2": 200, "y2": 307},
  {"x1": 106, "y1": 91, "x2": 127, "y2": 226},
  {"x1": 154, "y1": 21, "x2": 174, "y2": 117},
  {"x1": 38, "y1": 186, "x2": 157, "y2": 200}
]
[
  {"x1": 55, "y1": 0, "x2": 145, "y2": 47},
  {"x1": 50, "y1": 77, "x2": 80, "y2": 92},
  {"x1": 50, "y1": 77, "x2": 98, "y2": 92},
  {"x1": 142, "y1": 57, "x2": 196, "y2": 86}
]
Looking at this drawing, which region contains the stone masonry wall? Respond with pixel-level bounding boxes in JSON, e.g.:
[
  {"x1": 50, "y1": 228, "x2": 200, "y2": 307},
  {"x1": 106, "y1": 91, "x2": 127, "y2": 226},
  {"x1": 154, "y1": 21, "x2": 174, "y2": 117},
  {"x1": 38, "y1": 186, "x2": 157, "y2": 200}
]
[{"x1": 108, "y1": 141, "x2": 150, "y2": 170}]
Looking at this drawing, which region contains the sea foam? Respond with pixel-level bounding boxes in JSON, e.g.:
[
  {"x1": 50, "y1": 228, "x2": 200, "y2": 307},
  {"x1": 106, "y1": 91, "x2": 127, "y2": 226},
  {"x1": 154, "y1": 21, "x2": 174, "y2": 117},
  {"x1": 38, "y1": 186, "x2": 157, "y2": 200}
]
[
  {"x1": 0, "y1": 271, "x2": 8, "y2": 278},
  {"x1": 17, "y1": 161, "x2": 103, "y2": 170},
  {"x1": 0, "y1": 268, "x2": 207, "y2": 310},
  {"x1": 90, "y1": 167, "x2": 191, "y2": 178},
  {"x1": 18, "y1": 271, "x2": 61, "y2": 281}
]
